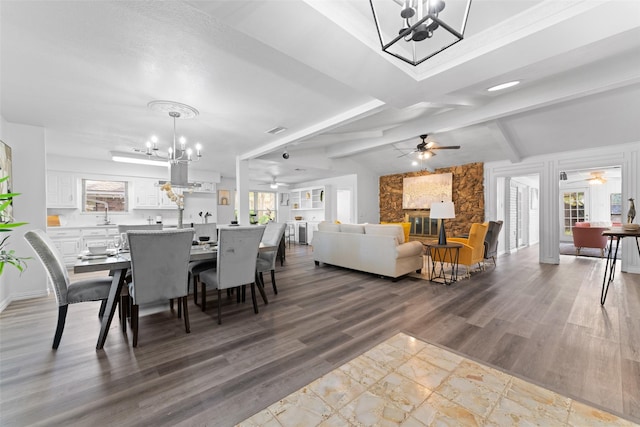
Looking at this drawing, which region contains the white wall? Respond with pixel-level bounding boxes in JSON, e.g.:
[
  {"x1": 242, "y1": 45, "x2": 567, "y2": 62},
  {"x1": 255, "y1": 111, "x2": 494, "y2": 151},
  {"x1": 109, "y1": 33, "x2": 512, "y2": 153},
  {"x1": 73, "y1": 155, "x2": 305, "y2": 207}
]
[
  {"x1": 0, "y1": 117, "x2": 49, "y2": 309},
  {"x1": 485, "y1": 141, "x2": 639, "y2": 273},
  {"x1": 216, "y1": 176, "x2": 237, "y2": 225}
]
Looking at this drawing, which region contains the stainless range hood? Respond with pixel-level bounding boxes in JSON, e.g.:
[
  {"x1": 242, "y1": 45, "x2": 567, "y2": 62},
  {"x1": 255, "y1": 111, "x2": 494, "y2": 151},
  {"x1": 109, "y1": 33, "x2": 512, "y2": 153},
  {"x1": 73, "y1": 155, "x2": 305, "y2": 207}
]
[{"x1": 158, "y1": 162, "x2": 201, "y2": 189}]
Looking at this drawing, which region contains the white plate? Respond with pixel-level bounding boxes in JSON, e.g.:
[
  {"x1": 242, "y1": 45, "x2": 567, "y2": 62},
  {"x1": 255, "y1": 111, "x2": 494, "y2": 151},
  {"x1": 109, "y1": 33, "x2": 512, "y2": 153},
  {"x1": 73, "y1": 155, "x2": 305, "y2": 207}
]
[{"x1": 81, "y1": 254, "x2": 109, "y2": 260}]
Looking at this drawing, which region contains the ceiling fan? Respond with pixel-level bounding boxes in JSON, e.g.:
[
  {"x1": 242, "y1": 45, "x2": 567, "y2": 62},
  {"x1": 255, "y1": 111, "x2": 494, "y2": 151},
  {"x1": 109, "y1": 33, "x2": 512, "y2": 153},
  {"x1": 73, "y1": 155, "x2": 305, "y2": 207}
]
[
  {"x1": 268, "y1": 176, "x2": 289, "y2": 189},
  {"x1": 586, "y1": 171, "x2": 607, "y2": 185},
  {"x1": 397, "y1": 134, "x2": 461, "y2": 159}
]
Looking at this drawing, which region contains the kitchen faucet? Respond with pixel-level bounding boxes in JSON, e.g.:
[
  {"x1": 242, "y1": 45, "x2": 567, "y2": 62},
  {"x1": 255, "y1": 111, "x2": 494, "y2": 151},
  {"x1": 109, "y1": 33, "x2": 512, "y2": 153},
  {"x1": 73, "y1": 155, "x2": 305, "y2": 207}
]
[{"x1": 88, "y1": 199, "x2": 110, "y2": 225}]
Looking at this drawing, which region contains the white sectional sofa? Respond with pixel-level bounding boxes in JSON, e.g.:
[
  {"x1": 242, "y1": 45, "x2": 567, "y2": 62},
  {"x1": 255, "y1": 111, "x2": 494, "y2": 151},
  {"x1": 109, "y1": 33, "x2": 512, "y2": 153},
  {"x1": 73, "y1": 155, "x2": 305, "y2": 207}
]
[{"x1": 312, "y1": 222, "x2": 424, "y2": 280}]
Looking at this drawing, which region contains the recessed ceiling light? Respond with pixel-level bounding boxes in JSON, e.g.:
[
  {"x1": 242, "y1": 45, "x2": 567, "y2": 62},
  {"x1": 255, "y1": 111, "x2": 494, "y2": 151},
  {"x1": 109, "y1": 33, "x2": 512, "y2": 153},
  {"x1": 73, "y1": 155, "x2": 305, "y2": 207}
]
[
  {"x1": 265, "y1": 126, "x2": 287, "y2": 135},
  {"x1": 487, "y1": 81, "x2": 520, "y2": 92},
  {"x1": 411, "y1": 160, "x2": 419, "y2": 166}
]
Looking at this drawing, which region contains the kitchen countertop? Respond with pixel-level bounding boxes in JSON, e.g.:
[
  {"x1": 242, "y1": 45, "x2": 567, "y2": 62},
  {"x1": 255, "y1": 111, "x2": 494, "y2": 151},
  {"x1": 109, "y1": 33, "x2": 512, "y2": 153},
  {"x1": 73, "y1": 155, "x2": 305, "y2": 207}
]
[{"x1": 47, "y1": 224, "x2": 168, "y2": 229}]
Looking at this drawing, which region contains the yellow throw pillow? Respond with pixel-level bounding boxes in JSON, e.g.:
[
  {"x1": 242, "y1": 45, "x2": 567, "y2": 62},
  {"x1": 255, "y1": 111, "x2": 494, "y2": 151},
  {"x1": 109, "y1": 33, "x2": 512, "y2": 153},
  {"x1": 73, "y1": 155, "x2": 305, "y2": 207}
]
[{"x1": 380, "y1": 222, "x2": 411, "y2": 243}]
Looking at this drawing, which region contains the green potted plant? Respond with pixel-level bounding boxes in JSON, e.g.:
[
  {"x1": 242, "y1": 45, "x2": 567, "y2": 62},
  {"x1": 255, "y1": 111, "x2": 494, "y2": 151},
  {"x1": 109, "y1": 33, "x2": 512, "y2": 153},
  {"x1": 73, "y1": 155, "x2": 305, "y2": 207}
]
[{"x1": 0, "y1": 176, "x2": 29, "y2": 274}]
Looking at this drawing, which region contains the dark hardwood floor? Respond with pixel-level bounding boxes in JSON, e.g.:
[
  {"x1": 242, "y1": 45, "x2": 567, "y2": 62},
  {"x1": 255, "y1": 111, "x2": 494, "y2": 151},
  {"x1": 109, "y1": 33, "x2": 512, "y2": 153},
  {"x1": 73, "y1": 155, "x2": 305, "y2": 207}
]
[{"x1": 1, "y1": 244, "x2": 639, "y2": 426}]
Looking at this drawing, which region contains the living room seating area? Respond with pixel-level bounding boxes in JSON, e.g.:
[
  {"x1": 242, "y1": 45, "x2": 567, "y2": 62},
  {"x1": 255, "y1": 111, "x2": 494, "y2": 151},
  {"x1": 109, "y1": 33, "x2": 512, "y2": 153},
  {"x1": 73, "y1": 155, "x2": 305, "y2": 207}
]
[{"x1": 312, "y1": 222, "x2": 423, "y2": 280}]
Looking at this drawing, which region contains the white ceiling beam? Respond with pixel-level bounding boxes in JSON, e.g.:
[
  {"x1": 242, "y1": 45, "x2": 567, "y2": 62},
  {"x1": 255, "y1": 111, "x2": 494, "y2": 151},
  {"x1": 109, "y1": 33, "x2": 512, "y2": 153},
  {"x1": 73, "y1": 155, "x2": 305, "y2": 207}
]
[
  {"x1": 486, "y1": 120, "x2": 521, "y2": 164},
  {"x1": 309, "y1": 130, "x2": 384, "y2": 145},
  {"x1": 326, "y1": 49, "x2": 640, "y2": 159},
  {"x1": 239, "y1": 99, "x2": 386, "y2": 160}
]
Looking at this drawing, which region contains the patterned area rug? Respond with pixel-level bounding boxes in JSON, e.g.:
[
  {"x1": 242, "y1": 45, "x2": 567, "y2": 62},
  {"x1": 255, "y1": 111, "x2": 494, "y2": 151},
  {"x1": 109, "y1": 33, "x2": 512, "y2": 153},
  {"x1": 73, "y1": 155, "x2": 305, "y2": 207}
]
[{"x1": 238, "y1": 333, "x2": 638, "y2": 426}]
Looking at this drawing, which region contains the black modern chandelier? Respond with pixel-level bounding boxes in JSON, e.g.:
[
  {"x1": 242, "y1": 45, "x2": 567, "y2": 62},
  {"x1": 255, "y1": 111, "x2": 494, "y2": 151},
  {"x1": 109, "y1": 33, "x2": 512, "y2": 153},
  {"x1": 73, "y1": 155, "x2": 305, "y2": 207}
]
[{"x1": 370, "y1": 0, "x2": 472, "y2": 66}]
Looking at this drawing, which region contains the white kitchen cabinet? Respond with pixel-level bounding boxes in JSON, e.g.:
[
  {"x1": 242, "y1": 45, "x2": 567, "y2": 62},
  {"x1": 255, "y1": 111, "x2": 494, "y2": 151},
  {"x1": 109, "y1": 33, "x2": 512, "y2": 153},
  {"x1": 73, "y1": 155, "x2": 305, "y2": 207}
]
[
  {"x1": 193, "y1": 181, "x2": 216, "y2": 193},
  {"x1": 133, "y1": 178, "x2": 190, "y2": 209},
  {"x1": 47, "y1": 228, "x2": 82, "y2": 266},
  {"x1": 48, "y1": 227, "x2": 119, "y2": 266},
  {"x1": 47, "y1": 171, "x2": 77, "y2": 208},
  {"x1": 82, "y1": 227, "x2": 117, "y2": 249},
  {"x1": 133, "y1": 178, "x2": 161, "y2": 209}
]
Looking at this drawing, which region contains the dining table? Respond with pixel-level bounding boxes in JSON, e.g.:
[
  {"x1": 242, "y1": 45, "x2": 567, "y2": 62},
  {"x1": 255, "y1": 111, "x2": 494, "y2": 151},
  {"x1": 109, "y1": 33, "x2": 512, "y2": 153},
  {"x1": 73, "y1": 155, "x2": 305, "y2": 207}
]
[
  {"x1": 74, "y1": 242, "x2": 276, "y2": 350},
  {"x1": 600, "y1": 226, "x2": 640, "y2": 305}
]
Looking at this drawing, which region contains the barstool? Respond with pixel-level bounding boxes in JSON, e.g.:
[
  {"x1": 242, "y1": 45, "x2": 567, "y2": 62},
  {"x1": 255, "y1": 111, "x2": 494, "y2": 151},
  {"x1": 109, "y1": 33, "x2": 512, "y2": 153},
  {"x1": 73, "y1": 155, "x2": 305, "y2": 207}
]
[{"x1": 284, "y1": 223, "x2": 295, "y2": 248}]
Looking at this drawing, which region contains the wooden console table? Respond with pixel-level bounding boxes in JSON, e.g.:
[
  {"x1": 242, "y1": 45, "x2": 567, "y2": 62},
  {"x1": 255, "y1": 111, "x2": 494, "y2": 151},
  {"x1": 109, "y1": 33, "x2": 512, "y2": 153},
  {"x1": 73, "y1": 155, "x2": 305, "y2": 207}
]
[
  {"x1": 600, "y1": 227, "x2": 640, "y2": 305},
  {"x1": 424, "y1": 242, "x2": 462, "y2": 285}
]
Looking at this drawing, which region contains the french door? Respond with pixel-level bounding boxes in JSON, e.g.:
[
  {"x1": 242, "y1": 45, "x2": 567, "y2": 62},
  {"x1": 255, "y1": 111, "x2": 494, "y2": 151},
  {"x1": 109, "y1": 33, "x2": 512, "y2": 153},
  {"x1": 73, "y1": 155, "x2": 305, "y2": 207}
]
[{"x1": 561, "y1": 189, "x2": 589, "y2": 239}]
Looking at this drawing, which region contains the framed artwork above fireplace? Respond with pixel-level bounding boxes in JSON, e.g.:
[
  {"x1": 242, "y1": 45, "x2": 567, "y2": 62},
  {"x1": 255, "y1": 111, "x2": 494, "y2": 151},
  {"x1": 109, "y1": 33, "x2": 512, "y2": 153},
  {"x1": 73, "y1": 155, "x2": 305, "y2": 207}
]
[{"x1": 402, "y1": 173, "x2": 452, "y2": 209}]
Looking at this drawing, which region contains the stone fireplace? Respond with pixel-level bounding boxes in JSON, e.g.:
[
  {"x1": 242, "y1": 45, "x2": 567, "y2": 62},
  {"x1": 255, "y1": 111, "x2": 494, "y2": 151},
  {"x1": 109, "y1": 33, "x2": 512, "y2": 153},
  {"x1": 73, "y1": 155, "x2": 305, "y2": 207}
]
[{"x1": 379, "y1": 162, "x2": 485, "y2": 240}]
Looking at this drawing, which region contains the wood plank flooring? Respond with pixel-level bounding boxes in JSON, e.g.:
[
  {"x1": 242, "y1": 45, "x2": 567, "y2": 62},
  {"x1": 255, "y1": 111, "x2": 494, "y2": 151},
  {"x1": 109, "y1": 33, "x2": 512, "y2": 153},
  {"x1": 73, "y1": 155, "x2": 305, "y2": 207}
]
[{"x1": 1, "y1": 244, "x2": 639, "y2": 426}]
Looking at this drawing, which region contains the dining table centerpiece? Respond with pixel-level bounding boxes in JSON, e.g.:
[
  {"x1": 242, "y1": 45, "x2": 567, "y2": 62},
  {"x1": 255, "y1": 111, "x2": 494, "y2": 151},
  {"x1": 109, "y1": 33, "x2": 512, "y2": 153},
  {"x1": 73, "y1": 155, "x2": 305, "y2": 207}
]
[{"x1": 160, "y1": 182, "x2": 185, "y2": 228}]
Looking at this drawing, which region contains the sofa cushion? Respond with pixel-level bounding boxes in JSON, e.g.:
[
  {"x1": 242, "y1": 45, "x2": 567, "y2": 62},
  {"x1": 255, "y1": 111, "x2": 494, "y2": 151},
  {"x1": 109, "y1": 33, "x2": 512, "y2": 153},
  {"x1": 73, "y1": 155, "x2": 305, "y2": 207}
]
[
  {"x1": 340, "y1": 224, "x2": 365, "y2": 234},
  {"x1": 365, "y1": 224, "x2": 404, "y2": 244},
  {"x1": 318, "y1": 221, "x2": 340, "y2": 232},
  {"x1": 381, "y1": 222, "x2": 411, "y2": 243}
]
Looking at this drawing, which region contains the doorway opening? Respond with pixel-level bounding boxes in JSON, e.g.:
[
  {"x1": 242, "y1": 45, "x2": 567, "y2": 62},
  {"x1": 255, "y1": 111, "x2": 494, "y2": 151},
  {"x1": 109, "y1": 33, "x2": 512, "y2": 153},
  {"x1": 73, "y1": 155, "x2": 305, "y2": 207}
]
[
  {"x1": 558, "y1": 166, "x2": 622, "y2": 257},
  {"x1": 496, "y1": 174, "x2": 540, "y2": 255},
  {"x1": 336, "y1": 189, "x2": 353, "y2": 224}
]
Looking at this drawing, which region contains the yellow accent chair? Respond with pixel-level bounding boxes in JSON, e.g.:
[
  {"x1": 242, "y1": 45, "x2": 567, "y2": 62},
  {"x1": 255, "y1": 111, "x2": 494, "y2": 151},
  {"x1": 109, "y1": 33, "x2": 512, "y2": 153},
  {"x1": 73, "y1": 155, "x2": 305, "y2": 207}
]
[{"x1": 445, "y1": 222, "x2": 489, "y2": 276}]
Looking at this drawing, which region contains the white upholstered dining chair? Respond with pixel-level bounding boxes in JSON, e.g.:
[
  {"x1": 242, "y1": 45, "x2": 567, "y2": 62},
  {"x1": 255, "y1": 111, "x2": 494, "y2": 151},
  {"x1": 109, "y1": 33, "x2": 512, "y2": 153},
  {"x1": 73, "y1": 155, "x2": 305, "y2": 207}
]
[
  {"x1": 199, "y1": 226, "x2": 265, "y2": 324},
  {"x1": 127, "y1": 229, "x2": 193, "y2": 347},
  {"x1": 24, "y1": 229, "x2": 113, "y2": 349},
  {"x1": 256, "y1": 222, "x2": 287, "y2": 295}
]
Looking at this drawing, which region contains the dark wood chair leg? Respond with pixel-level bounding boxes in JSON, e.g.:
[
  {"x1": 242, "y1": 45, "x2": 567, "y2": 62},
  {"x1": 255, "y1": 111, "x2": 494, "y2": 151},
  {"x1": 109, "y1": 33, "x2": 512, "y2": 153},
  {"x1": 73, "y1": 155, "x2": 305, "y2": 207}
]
[
  {"x1": 201, "y1": 281, "x2": 207, "y2": 312},
  {"x1": 193, "y1": 274, "x2": 199, "y2": 305},
  {"x1": 217, "y1": 289, "x2": 222, "y2": 325},
  {"x1": 251, "y1": 282, "x2": 259, "y2": 314},
  {"x1": 120, "y1": 295, "x2": 129, "y2": 332},
  {"x1": 182, "y1": 296, "x2": 190, "y2": 333},
  {"x1": 131, "y1": 304, "x2": 139, "y2": 347},
  {"x1": 52, "y1": 305, "x2": 68, "y2": 349},
  {"x1": 270, "y1": 270, "x2": 277, "y2": 294},
  {"x1": 177, "y1": 298, "x2": 182, "y2": 319},
  {"x1": 255, "y1": 272, "x2": 269, "y2": 305},
  {"x1": 169, "y1": 298, "x2": 174, "y2": 312}
]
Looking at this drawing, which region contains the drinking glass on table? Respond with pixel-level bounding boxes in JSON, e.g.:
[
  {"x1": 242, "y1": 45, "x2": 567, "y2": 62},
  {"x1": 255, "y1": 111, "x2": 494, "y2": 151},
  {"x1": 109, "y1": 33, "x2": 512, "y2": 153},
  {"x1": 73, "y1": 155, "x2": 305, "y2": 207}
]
[
  {"x1": 113, "y1": 235, "x2": 122, "y2": 257},
  {"x1": 120, "y1": 232, "x2": 129, "y2": 251}
]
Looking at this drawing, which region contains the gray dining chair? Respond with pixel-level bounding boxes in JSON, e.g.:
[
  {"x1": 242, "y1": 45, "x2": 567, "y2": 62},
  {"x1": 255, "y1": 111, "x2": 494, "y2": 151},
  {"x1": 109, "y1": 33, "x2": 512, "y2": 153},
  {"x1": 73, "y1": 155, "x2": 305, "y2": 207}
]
[
  {"x1": 199, "y1": 226, "x2": 265, "y2": 324},
  {"x1": 24, "y1": 229, "x2": 113, "y2": 349},
  {"x1": 127, "y1": 228, "x2": 193, "y2": 347},
  {"x1": 189, "y1": 222, "x2": 217, "y2": 304},
  {"x1": 115, "y1": 224, "x2": 163, "y2": 323},
  {"x1": 256, "y1": 222, "x2": 287, "y2": 295}
]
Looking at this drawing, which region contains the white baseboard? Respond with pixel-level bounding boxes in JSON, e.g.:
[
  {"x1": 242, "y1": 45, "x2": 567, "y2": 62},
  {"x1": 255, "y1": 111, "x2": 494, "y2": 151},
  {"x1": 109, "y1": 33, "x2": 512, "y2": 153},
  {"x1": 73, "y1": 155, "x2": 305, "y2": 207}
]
[
  {"x1": 0, "y1": 296, "x2": 12, "y2": 313},
  {"x1": 11, "y1": 289, "x2": 49, "y2": 301}
]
